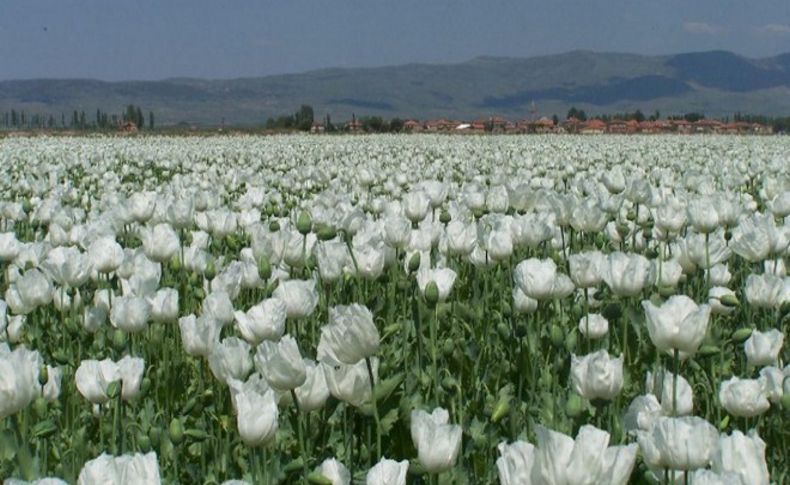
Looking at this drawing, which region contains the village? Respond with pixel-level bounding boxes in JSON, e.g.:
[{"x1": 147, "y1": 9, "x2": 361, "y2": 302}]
[{"x1": 317, "y1": 115, "x2": 776, "y2": 135}]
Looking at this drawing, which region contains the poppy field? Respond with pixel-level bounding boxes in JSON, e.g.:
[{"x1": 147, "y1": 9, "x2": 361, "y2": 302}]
[{"x1": 0, "y1": 134, "x2": 788, "y2": 484}]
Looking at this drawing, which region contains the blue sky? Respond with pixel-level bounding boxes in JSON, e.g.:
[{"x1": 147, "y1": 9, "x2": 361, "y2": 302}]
[{"x1": 1, "y1": 0, "x2": 789, "y2": 80}]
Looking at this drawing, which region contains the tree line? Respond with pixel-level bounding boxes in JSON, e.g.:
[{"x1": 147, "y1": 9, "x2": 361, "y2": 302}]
[{"x1": 1, "y1": 104, "x2": 155, "y2": 131}]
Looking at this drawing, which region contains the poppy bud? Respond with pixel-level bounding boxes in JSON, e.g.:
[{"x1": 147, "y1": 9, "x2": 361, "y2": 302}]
[
  {"x1": 204, "y1": 260, "x2": 216, "y2": 280},
  {"x1": 550, "y1": 324, "x2": 564, "y2": 347},
  {"x1": 731, "y1": 327, "x2": 753, "y2": 343},
  {"x1": 106, "y1": 380, "x2": 121, "y2": 399},
  {"x1": 38, "y1": 365, "x2": 49, "y2": 386},
  {"x1": 565, "y1": 393, "x2": 583, "y2": 418},
  {"x1": 317, "y1": 226, "x2": 337, "y2": 241},
  {"x1": 169, "y1": 418, "x2": 184, "y2": 445},
  {"x1": 408, "y1": 252, "x2": 421, "y2": 273},
  {"x1": 258, "y1": 257, "x2": 272, "y2": 281},
  {"x1": 720, "y1": 293, "x2": 739, "y2": 307},
  {"x1": 424, "y1": 281, "x2": 440, "y2": 307},
  {"x1": 112, "y1": 329, "x2": 127, "y2": 351},
  {"x1": 297, "y1": 211, "x2": 313, "y2": 235}
]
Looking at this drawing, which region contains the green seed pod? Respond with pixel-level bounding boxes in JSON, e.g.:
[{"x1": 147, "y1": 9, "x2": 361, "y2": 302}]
[
  {"x1": 698, "y1": 345, "x2": 720, "y2": 357},
  {"x1": 169, "y1": 254, "x2": 182, "y2": 273},
  {"x1": 550, "y1": 324, "x2": 564, "y2": 347},
  {"x1": 168, "y1": 418, "x2": 184, "y2": 445},
  {"x1": 269, "y1": 220, "x2": 280, "y2": 232},
  {"x1": 137, "y1": 433, "x2": 151, "y2": 452},
  {"x1": 497, "y1": 322, "x2": 510, "y2": 339},
  {"x1": 106, "y1": 380, "x2": 121, "y2": 400},
  {"x1": 408, "y1": 252, "x2": 421, "y2": 273},
  {"x1": 658, "y1": 286, "x2": 676, "y2": 298},
  {"x1": 140, "y1": 377, "x2": 152, "y2": 397},
  {"x1": 38, "y1": 365, "x2": 49, "y2": 386},
  {"x1": 564, "y1": 331, "x2": 577, "y2": 353},
  {"x1": 442, "y1": 338, "x2": 454, "y2": 357},
  {"x1": 491, "y1": 396, "x2": 511, "y2": 423},
  {"x1": 52, "y1": 350, "x2": 69, "y2": 366},
  {"x1": 719, "y1": 294, "x2": 739, "y2": 307},
  {"x1": 187, "y1": 442, "x2": 203, "y2": 458},
  {"x1": 565, "y1": 394, "x2": 583, "y2": 418},
  {"x1": 111, "y1": 329, "x2": 127, "y2": 351},
  {"x1": 296, "y1": 211, "x2": 313, "y2": 235},
  {"x1": 501, "y1": 302, "x2": 512, "y2": 318},
  {"x1": 424, "y1": 281, "x2": 440, "y2": 307},
  {"x1": 439, "y1": 210, "x2": 451, "y2": 224},
  {"x1": 33, "y1": 397, "x2": 48, "y2": 418},
  {"x1": 781, "y1": 393, "x2": 790, "y2": 411},
  {"x1": 718, "y1": 415, "x2": 730, "y2": 431},
  {"x1": 204, "y1": 260, "x2": 216, "y2": 280},
  {"x1": 225, "y1": 235, "x2": 238, "y2": 252},
  {"x1": 731, "y1": 327, "x2": 753, "y2": 343},
  {"x1": 514, "y1": 323, "x2": 528, "y2": 338},
  {"x1": 307, "y1": 471, "x2": 334, "y2": 485},
  {"x1": 257, "y1": 257, "x2": 272, "y2": 281},
  {"x1": 317, "y1": 226, "x2": 337, "y2": 241},
  {"x1": 193, "y1": 287, "x2": 205, "y2": 300}
]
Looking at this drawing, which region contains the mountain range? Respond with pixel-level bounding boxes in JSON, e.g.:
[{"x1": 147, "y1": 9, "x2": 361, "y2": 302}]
[{"x1": 1, "y1": 50, "x2": 789, "y2": 126}]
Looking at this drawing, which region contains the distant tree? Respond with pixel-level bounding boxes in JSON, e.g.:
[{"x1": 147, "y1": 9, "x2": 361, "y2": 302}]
[
  {"x1": 567, "y1": 106, "x2": 587, "y2": 121},
  {"x1": 11, "y1": 110, "x2": 17, "y2": 127},
  {"x1": 149, "y1": 111, "x2": 155, "y2": 130},
  {"x1": 136, "y1": 107, "x2": 144, "y2": 129},
  {"x1": 683, "y1": 112, "x2": 705, "y2": 122},
  {"x1": 361, "y1": 116, "x2": 385, "y2": 133},
  {"x1": 294, "y1": 105, "x2": 314, "y2": 131},
  {"x1": 552, "y1": 114, "x2": 559, "y2": 125},
  {"x1": 633, "y1": 109, "x2": 645, "y2": 123},
  {"x1": 325, "y1": 114, "x2": 335, "y2": 132},
  {"x1": 389, "y1": 117, "x2": 404, "y2": 133},
  {"x1": 47, "y1": 115, "x2": 55, "y2": 128}
]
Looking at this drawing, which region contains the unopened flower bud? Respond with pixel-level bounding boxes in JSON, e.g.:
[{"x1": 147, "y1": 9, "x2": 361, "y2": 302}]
[
  {"x1": 565, "y1": 393, "x2": 583, "y2": 418},
  {"x1": 731, "y1": 327, "x2": 753, "y2": 343},
  {"x1": 719, "y1": 293, "x2": 739, "y2": 307},
  {"x1": 408, "y1": 252, "x2": 421, "y2": 273},
  {"x1": 258, "y1": 257, "x2": 272, "y2": 280},
  {"x1": 424, "y1": 281, "x2": 440, "y2": 306},
  {"x1": 297, "y1": 211, "x2": 313, "y2": 235},
  {"x1": 169, "y1": 418, "x2": 184, "y2": 445}
]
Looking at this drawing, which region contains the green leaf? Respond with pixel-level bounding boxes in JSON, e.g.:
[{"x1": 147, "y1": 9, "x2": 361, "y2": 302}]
[{"x1": 32, "y1": 420, "x2": 58, "y2": 439}]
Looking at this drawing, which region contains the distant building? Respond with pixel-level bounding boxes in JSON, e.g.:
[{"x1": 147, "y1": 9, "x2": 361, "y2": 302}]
[
  {"x1": 119, "y1": 121, "x2": 138, "y2": 133},
  {"x1": 403, "y1": 119, "x2": 424, "y2": 132},
  {"x1": 579, "y1": 119, "x2": 606, "y2": 134}
]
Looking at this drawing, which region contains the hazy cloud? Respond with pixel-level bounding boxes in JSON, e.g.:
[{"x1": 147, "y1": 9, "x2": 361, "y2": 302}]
[
  {"x1": 755, "y1": 23, "x2": 790, "y2": 35},
  {"x1": 683, "y1": 22, "x2": 720, "y2": 35}
]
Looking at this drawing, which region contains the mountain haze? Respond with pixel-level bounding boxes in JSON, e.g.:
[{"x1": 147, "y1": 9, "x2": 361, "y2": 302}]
[{"x1": 1, "y1": 50, "x2": 789, "y2": 126}]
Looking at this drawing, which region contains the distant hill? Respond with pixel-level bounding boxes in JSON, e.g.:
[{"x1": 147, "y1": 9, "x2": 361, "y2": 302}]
[{"x1": 2, "y1": 50, "x2": 790, "y2": 126}]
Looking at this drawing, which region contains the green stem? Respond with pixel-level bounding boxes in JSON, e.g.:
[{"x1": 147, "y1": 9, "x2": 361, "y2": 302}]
[
  {"x1": 431, "y1": 304, "x2": 440, "y2": 405},
  {"x1": 364, "y1": 357, "x2": 382, "y2": 459},
  {"x1": 290, "y1": 390, "x2": 309, "y2": 481}
]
